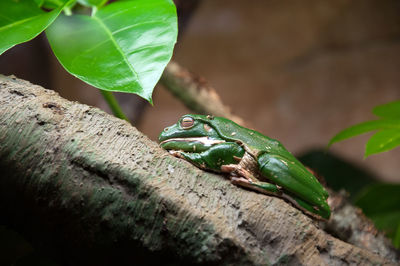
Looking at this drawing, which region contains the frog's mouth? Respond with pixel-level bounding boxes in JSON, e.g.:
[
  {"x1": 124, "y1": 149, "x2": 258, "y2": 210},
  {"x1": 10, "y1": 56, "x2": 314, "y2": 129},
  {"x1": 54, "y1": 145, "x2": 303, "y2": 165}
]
[{"x1": 160, "y1": 137, "x2": 225, "y2": 146}]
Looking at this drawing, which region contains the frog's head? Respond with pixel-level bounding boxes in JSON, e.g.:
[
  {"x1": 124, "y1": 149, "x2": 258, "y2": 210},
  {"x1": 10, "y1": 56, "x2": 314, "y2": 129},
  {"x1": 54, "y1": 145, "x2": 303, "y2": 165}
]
[{"x1": 159, "y1": 114, "x2": 224, "y2": 152}]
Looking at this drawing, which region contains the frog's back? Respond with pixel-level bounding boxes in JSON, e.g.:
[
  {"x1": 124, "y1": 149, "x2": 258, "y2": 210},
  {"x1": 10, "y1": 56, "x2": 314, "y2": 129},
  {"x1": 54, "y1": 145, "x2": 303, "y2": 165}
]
[
  {"x1": 194, "y1": 115, "x2": 289, "y2": 156},
  {"x1": 194, "y1": 115, "x2": 329, "y2": 200}
]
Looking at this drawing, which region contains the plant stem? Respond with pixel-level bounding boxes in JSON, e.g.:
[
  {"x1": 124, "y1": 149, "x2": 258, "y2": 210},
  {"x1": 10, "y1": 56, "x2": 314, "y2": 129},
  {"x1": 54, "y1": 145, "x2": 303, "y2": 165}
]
[
  {"x1": 100, "y1": 90, "x2": 129, "y2": 122},
  {"x1": 91, "y1": 6, "x2": 98, "y2": 17}
]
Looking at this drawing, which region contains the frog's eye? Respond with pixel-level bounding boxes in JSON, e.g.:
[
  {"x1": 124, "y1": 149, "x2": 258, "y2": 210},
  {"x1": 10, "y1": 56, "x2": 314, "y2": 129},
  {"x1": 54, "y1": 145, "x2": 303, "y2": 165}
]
[{"x1": 181, "y1": 116, "x2": 195, "y2": 129}]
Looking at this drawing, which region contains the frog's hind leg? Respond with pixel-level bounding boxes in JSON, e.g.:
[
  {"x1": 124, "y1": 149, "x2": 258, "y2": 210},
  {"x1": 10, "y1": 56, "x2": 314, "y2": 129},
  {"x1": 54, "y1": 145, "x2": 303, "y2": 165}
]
[
  {"x1": 281, "y1": 191, "x2": 328, "y2": 220},
  {"x1": 231, "y1": 174, "x2": 327, "y2": 220},
  {"x1": 222, "y1": 168, "x2": 280, "y2": 197},
  {"x1": 257, "y1": 153, "x2": 330, "y2": 220},
  {"x1": 221, "y1": 164, "x2": 281, "y2": 195}
]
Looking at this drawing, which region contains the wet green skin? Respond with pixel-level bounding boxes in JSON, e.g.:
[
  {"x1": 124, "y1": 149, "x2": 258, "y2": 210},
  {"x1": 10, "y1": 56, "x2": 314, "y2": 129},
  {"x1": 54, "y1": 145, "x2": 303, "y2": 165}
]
[{"x1": 159, "y1": 114, "x2": 330, "y2": 220}]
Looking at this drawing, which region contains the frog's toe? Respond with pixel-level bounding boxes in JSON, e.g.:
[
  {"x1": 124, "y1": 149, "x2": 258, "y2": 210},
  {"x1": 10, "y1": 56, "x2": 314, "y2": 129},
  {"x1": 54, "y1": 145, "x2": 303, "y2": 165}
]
[
  {"x1": 230, "y1": 176, "x2": 250, "y2": 184},
  {"x1": 169, "y1": 150, "x2": 183, "y2": 158}
]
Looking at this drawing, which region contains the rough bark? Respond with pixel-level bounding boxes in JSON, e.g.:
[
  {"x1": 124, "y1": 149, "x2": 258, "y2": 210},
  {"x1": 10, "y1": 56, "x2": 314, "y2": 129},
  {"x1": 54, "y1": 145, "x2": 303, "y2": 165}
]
[
  {"x1": 324, "y1": 189, "x2": 399, "y2": 262},
  {"x1": 0, "y1": 75, "x2": 397, "y2": 265}
]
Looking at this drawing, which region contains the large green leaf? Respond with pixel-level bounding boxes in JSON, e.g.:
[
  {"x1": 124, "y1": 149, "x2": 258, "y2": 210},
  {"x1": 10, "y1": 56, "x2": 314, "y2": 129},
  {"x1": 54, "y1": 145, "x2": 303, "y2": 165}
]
[
  {"x1": 0, "y1": 0, "x2": 66, "y2": 55},
  {"x1": 46, "y1": 0, "x2": 177, "y2": 103},
  {"x1": 373, "y1": 100, "x2": 400, "y2": 119},
  {"x1": 328, "y1": 119, "x2": 400, "y2": 146},
  {"x1": 365, "y1": 129, "x2": 400, "y2": 157},
  {"x1": 42, "y1": 0, "x2": 68, "y2": 9},
  {"x1": 34, "y1": 0, "x2": 45, "y2": 7},
  {"x1": 77, "y1": 0, "x2": 108, "y2": 7}
]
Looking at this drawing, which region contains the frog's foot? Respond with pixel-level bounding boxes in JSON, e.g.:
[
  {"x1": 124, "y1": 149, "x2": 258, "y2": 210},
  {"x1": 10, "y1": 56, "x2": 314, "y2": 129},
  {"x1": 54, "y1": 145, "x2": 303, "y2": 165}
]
[
  {"x1": 168, "y1": 150, "x2": 183, "y2": 158},
  {"x1": 230, "y1": 176, "x2": 257, "y2": 191},
  {"x1": 230, "y1": 176, "x2": 281, "y2": 196},
  {"x1": 221, "y1": 164, "x2": 254, "y2": 181},
  {"x1": 221, "y1": 164, "x2": 239, "y2": 174},
  {"x1": 281, "y1": 192, "x2": 329, "y2": 221},
  {"x1": 230, "y1": 176, "x2": 250, "y2": 185}
]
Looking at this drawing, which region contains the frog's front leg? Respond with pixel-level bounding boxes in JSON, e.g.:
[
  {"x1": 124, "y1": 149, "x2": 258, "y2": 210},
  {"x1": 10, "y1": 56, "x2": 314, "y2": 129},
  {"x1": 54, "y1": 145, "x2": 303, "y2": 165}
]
[{"x1": 170, "y1": 142, "x2": 245, "y2": 172}]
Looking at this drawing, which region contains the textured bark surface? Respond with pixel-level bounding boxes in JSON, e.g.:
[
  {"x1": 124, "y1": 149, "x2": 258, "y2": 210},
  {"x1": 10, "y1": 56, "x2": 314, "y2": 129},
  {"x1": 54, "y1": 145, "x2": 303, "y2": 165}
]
[
  {"x1": 0, "y1": 75, "x2": 397, "y2": 265},
  {"x1": 324, "y1": 189, "x2": 399, "y2": 262}
]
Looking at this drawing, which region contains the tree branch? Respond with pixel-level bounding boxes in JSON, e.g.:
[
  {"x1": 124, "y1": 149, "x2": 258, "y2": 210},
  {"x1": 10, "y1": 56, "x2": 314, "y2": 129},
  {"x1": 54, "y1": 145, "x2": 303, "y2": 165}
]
[
  {"x1": 161, "y1": 61, "x2": 247, "y2": 127},
  {"x1": 0, "y1": 75, "x2": 397, "y2": 265}
]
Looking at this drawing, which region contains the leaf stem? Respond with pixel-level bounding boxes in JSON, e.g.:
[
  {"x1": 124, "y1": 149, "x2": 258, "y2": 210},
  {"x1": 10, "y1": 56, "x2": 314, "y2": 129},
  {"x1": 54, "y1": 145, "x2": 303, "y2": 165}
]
[
  {"x1": 63, "y1": 7, "x2": 72, "y2": 16},
  {"x1": 100, "y1": 90, "x2": 130, "y2": 122},
  {"x1": 91, "y1": 6, "x2": 98, "y2": 16}
]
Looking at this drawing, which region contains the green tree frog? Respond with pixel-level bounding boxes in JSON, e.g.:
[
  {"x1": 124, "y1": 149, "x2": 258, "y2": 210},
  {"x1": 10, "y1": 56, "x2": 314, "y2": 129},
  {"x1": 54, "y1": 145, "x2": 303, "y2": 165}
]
[{"x1": 159, "y1": 114, "x2": 330, "y2": 220}]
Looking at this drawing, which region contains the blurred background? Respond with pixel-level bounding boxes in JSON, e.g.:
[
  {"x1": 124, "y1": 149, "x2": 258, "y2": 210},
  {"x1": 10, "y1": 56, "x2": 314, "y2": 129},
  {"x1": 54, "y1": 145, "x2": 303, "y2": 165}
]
[{"x1": 1, "y1": 0, "x2": 400, "y2": 185}]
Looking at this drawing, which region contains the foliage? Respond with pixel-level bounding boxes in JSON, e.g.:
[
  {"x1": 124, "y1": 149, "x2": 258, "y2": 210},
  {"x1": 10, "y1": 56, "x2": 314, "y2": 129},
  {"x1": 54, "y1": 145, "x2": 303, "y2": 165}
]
[
  {"x1": 354, "y1": 184, "x2": 400, "y2": 248},
  {"x1": 0, "y1": 0, "x2": 178, "y2": 104},
  {"x1": 329, "y1": 100, "x2": 400, "y2": 158},
  {"x1": 0, "y1": 0, "x2": 65, "y2": 55},
  {"x1": 329, "y1": 100, "x2": 400, "y2": 248}
]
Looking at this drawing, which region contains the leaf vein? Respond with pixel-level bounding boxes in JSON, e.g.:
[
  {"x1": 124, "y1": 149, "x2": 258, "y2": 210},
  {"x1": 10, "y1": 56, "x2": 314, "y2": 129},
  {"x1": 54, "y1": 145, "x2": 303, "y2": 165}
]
[
  {"x1": 126, "y1": 42, "x2": 171, "y2": 56},
  {"x1": 92, "y1": 15, "x2": 142, "y2": 88},
  {"x1": 99, "y1": 3, "x2": 159, "y2": 21},
  {"x1": 111, "y1": 20, "x2": 169, "y2": 35},
  {"x1": 0, "y1": 13, "x2": 46, "y2": 32}
]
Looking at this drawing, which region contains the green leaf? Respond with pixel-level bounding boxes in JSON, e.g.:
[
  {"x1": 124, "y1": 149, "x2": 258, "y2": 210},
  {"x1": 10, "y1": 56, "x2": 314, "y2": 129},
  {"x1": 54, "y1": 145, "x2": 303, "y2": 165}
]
[
  {"x1": 34, "y1": 0, "x2": 45, "y2": 7},
  {"x1": 42, "y1": 0, "x2": 68, "y2": 9},
  {"x1": 0, "y1": 0, "x2": 67, "y2": 55},
  {"x1": 46, "y1": 0, "x2": 177, "y2": 103},
  {"x1": 354, "y1": 184, "x2": 400, "y2": 244},
  {"x1": 373, "y1": 100, "x2": 400, "y2": 119},
  {"x1": 328, "y1": 119, "x2": 400, "y2": 147},
  {"x1": 78, "y1": 0, "x2": 108, "y2": 7},
  {"x1": 365, "y1": 129, "x2": 400, "y2": 157}
]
